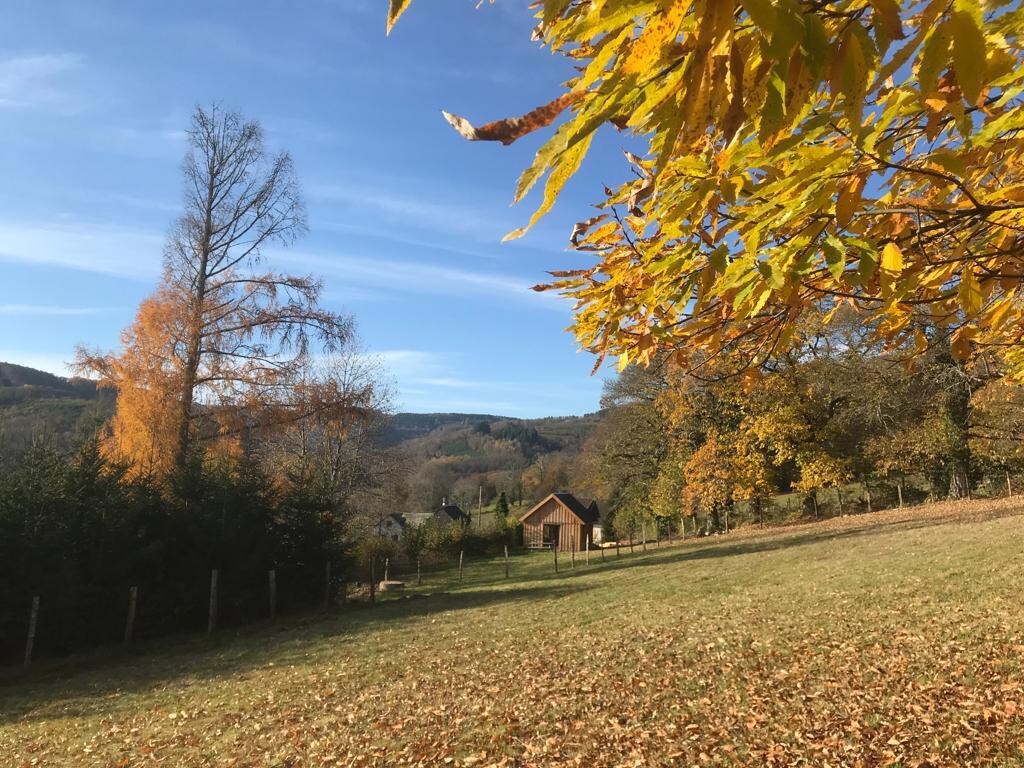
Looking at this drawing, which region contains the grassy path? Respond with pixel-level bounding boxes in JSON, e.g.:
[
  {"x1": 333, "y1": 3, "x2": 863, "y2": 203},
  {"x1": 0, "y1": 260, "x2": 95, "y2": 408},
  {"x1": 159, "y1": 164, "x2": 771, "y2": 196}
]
[{"x1": 4, "y1": 499, "x2": 1024, "y2": 766}]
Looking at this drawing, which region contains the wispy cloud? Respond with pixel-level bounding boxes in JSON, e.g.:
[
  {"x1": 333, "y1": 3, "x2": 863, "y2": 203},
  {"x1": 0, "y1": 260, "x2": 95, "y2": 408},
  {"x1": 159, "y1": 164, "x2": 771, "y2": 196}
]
[
  {"x1": 0, "y1": 218, "x2": 561, "y2": 310},
  {"x1": 0, "y1": 219, "x2": 163, "y2": 280},
  {"x1": 0, "y1": 304, "x2": 117, "y2": 316},
  {"x1": 0, "y1": 53, "x2": 84, "y2": 112},
  {"x1": 308, "y1": 183, "x2": 509, "y2": 241},
  {"x1": 281, "y1": 248, "x2": 560, "y2": 309}
]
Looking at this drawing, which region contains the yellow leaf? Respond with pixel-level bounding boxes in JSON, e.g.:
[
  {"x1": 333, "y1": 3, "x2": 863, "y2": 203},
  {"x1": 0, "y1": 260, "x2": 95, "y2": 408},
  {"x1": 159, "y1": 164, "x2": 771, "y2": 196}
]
[
  {"x1": 869, "y1": 0, "x2": 904, "y2": 41},
  {"x1": 504, "y1": 133, "x2": 594, "y2": 241},
  {"x1": 949, "y1": 0, "x2": 986, "y2": 105},
  {"x1": 836, "y1": 176, "x2": 865, "y2": 228},
  {"x1": 917, "y1": 22, "x2": 951, "y2": 97},
  {"x1": 950, "y1": 325, "x2": 975, "y2": 360},
  {"x1": 386, "y1": 0, "x2": 413, "y2": 35},
  {"x1": 881, "y1": 242, "x2": 903, "y2": 275},
  {"x1": 958, "y1": 267, "x2": 983, "y2": 315},
  {"x1": 621, "y1": 0, "x2": 688, "y2": 76}
]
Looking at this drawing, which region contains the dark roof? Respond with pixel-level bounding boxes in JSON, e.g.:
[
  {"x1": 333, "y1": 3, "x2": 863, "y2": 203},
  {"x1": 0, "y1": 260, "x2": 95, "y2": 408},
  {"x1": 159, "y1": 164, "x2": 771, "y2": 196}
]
[
  {"x1": 435, "y1": 502, "x2": 468, "y2": 521},
  {"x1": 551, "y1": 492, "x2": 600, "y2": 523}
]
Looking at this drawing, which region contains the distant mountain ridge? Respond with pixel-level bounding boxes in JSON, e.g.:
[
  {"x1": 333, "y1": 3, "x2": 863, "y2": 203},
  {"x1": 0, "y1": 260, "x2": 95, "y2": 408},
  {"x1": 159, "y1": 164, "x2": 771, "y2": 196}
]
[{"x1": 0, "y1": 363, "x2": 599, "y2": 468}]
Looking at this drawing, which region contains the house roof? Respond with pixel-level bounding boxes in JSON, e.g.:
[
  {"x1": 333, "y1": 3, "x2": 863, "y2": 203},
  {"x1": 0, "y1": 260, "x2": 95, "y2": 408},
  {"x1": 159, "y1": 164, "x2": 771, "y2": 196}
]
[
  {"x1": 520, "y1": 492, "x2": 600, "y2": 525},
  {"x1": 436, "y1": 502, "x2": 467, "y2": 521}
]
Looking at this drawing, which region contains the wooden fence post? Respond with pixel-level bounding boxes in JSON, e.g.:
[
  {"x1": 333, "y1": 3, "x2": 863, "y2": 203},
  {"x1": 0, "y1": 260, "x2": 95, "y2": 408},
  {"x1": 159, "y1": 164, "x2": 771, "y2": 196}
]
[
  {"x1": 641, "y1": 523, "x2": 647, "y2": 552},
  {"x1": 553, "y1": 543, "x2": 559, "y2": 573},
  {"x1": 383, "y1": 557, "x2": 390, "y2": 583},
  {"x1": 369, "y1": 557, "x2": 376, "y2": 604},
  {"x1": 268, "y1": 570, "x2": 277, "y2": 621},
  {"x1": 458, "y1": 550, "x2": 464, "y2": 583},
  {"x1": 207, "y1": 569, "x2": 218, "y2": 634},
  {"x1": 417, "y1": 556, "x2": 422, "y2": 586},
  {"x1": 585, "y1": 537, "x2": 590, "y2": 565},
  {"x1": 504, "y1": 545, "x2": 509, "y2": 579},
  {"x1": 324, "y1": 560, "x2": 332, "y2": 611},
  {"x1": 897, "y1": 480, "x2": 904, "y2": 509},
  {"x1": 24, "y1": 595, "x2": 39, "y2": 668},
  {"x1": 1008, "y1": 471, "x2": 1013, "y2": 498},
  {"x1": 124, "y1": 586, "x2": 138, "y2": 646}
]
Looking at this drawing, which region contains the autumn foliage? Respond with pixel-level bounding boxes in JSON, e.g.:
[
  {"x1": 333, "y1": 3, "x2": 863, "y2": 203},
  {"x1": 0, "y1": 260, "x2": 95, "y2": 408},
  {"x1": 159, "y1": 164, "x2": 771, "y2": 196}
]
[{"x1": 390, "y1": 1, "x2": 1024, "y2": 378}]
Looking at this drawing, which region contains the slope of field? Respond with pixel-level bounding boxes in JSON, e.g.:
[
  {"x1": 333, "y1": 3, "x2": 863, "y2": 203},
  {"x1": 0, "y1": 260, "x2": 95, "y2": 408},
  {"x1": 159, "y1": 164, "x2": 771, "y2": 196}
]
[{"x1": 4, "y1": 500, "x2": 1024, "y2": 766}]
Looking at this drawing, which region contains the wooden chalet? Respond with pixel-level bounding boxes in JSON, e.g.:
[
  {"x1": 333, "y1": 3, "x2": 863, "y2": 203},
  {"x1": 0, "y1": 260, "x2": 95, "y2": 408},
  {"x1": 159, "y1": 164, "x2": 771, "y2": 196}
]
[{"x1": 520, "y1": 492, "x2": 600, "y2": 552}]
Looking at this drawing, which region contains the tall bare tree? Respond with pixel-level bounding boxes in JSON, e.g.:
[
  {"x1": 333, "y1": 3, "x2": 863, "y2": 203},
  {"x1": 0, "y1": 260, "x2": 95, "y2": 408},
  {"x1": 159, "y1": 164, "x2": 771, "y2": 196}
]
[{"x1": 78, "y1": 105, "x2": 352, "y2": 473}]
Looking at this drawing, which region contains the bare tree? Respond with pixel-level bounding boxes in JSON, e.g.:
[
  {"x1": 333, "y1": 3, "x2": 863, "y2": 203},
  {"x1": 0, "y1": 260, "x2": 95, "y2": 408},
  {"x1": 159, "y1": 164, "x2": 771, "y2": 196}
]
[{"x1": 77, "y1": 104, "x2": 352, "y2": 473}]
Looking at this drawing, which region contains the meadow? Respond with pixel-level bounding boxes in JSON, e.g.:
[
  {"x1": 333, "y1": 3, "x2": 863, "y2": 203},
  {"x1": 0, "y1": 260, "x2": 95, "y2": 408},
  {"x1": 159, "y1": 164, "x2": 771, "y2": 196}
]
[{"x1": 4, "y1": 499, "x2": 1024, "y2": 766}]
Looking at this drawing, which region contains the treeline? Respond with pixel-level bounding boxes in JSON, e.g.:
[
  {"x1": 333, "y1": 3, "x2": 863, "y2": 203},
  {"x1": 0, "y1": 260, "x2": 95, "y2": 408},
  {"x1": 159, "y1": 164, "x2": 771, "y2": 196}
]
[
  {"x1": 573, "y1": 312, "x2": 1024, "y2": 537},
  {"x1": 0, "y1": 442, "x2": 348, "y2": 664}
]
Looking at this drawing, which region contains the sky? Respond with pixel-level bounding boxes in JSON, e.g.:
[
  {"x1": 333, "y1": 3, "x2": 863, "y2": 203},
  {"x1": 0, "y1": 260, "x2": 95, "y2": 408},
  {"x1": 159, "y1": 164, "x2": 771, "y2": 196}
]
[{"x1": 0, "y1": 0, "x2": 632, "y2": 418}]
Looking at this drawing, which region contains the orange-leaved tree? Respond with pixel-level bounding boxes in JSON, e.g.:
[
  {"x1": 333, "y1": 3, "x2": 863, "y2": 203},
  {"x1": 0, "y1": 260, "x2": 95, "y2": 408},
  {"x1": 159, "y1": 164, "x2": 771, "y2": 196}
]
[
  {"x1": 76, "y1": 105, "x2": 352, "y2": 475},
  {"x1": 389, "y1": 1, "x2": 1024, "y2": 377}
]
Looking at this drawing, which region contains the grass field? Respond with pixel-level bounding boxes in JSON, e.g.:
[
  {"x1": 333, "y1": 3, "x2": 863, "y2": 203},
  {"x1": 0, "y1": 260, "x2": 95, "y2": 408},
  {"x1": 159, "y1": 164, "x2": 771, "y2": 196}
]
[{"x1": 5, "y1": 499, "x2": 1024, "y2": 766}]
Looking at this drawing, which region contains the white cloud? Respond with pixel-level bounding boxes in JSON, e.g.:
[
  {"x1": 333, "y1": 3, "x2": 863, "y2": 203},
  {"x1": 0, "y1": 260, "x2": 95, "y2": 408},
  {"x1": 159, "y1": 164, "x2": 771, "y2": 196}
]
[
  {"x1": 308, "y1": 183, "x2": 508, "y2": 241},
  {"x1": 280, "y1": 248, "x2": 561, "y2": 309},
  {"x1": 0, "y1": 218, "x2": 563, "y2": 310},
  {"x1": 0, "y1": 53, "x2": 84, "y2": 112},
  {"x1": 0, "y1": 219, "x2": 163, "y2": 280},
  {"x1": 0, "y1": 304, "x2": 116, "y2": 316}
]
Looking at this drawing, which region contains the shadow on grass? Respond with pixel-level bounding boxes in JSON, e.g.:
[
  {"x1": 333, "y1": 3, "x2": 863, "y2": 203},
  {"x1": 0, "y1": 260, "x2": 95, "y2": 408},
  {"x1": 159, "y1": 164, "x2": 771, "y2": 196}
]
[
  {"x1": 4, "y1": 502, "x2": 1020, "y2": 725},
  {"x1": 0, "y1": 581, "x2": 591, "y2": 725},
  {"x1": 523, "y1": 501, "x2": 1024, "y2": 583}
]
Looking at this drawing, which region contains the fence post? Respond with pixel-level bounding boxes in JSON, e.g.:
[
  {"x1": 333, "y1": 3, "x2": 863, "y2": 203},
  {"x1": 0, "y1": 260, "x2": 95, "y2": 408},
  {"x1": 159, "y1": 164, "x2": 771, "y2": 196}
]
[
  {"x1": 384, "y1": 557, "x2": 390, "y2": 583},
  {"x1": 369, "y1": 557, "x2": 376, "y2": 604},
  {"x1": 324, "y1": 560, "x2": 332, "y2": 611},
  {"x1": 642, "y1": 523, "x2": 647, "y2": 552},
  {"x1": 1008, "y1": 471, "x2": 1013, "y2": 498},
  {"x1": 504, "y1": 545, "x2": 509, "y2": 579},
  {"x1": 553, "y1": 543, "x2": 559, "y2": 573},
  {"x1": 585, "y1": 537, "x2": 590, "y2": 565},
  {"x1": 417, "y1": 556, "x2": 422, "y2": 586},
  {"x1": 207, "y1": 569, "x2": 219, "y2": 634},
  {"x1": 600, "y1": 541, "x2": 605, "y2": 562},
  {"x1": 24, "y1": 595, "x2": 39, "y2": 668},
  {"x1": 897, "y1": 480, "x2": 904, "y2": 509},
  {"x1": 458, "y1": 550, "x2": 464, "y2": 583},
  {"x1": 124, "y1": 586, "x2": 138, "y2": 645},
  {"x1": 268, "y1": 570, "x2": 277, "y2": 622}
]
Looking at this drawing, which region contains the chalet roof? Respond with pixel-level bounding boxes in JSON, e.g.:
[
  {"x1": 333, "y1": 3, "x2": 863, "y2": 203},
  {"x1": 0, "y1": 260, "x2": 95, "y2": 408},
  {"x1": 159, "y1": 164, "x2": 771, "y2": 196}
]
[
  {"x1": 521, "y1": 492, "x2": 600, "y2": 524},
  {"x1": 436, "y1": 502, "x2": 467, "y2": 521}
]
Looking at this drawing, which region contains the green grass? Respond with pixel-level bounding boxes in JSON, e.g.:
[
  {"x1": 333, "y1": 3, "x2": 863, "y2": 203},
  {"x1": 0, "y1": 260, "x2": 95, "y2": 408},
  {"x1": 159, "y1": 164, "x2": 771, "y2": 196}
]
[{"x1": 5, "y1": 499, "x2": 1024, "y2": 766}]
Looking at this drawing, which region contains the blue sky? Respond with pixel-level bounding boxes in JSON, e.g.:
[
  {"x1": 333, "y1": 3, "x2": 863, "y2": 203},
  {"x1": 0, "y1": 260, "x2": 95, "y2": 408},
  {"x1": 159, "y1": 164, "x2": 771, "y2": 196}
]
[{"x1": 0, "y1": 0, "x2": 630, "y2": 417}]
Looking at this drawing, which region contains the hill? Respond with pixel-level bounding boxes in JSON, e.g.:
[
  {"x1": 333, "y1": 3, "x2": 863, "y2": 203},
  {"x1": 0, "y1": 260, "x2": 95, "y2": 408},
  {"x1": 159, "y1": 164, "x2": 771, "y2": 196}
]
[
  {"x1": 0, "y1": 363, "x2": 600, "y2": 498},
  {"x1": 4, "y1": 498, "x2": 1024, "y2": 765},
  {"x1": 0, "y1": 362, "x2": 114, "y2": 455}
]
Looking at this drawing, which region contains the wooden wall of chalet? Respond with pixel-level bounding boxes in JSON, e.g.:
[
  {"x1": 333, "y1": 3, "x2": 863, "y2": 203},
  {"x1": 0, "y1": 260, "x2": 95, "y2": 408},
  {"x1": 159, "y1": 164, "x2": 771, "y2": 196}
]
[{"x1": 522, "y1": 497, "x2": 593, "y2": 552}]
